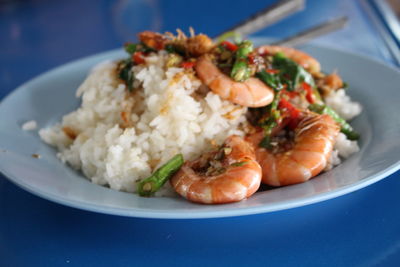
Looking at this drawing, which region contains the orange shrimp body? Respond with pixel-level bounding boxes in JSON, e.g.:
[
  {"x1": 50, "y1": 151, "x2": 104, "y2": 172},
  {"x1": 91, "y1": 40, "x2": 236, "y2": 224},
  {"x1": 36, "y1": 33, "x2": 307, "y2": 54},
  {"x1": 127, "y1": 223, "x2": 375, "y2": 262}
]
[
  {"x1": 195, "y1": 55, "x2": 274, "y2": 107},
  {"x1": 170, "y1": 135, "x2": 262, "y2": 204},
  {"x1": 246, "y1": 114, "x2": 339, "y2": 186},
  {"x1": 320, "y1": 73, "x2": 344, "y2": 91},
  {"x1": 138, "y1": 31, "x2": 167, "y2": 50},
  {"x1": 257, "y1": 45, "x2": 321, "y2": 75},
  {"x1": 323, "y1": 73, "x2": 343, "y2": 89}
]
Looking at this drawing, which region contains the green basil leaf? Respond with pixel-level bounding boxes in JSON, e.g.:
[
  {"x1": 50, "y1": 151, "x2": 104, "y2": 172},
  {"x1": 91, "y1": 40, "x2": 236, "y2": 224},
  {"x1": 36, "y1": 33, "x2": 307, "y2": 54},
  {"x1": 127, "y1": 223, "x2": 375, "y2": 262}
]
[
  {"x1": 165, "y1": 44, "x2": 186, "y2": 56},
  {"x1": 256, "y1": 70, "x2": 283, "y2": 91},
  {"x1": 124, "y1": 43, "x2": 137, "y2": 54},
  {"x1": 119, "y1": 61, "x2": 135, "y2": 92},
  {"x1": 272, "y1": 54, "x2": 315, "y2": 91}
]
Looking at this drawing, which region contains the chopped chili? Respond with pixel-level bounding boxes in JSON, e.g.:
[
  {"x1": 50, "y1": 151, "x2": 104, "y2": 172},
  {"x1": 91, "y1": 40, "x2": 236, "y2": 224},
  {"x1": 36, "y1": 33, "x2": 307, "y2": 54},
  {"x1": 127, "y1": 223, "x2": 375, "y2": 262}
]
[
  {"x1": 220, "y1": 41, "x2": 238, "y2": 52},
  {"x1": 132, "y1": 51, "x2": 145, "y2": 64},
  {"x1": 282, "y1": 89, "x2": 298, "y2": 99},
  {"x1": 278, "y1": 98, "x2": 301, "y2": 130},
  {"x1": 302, "y1": 82, "x2": 315, "y2": 104},
  {"x1": 247, "y1": 53, "x2": 256, "y2": 64},
  {"x1": 181, "y1": 61, "x2": 196, "y2": 69}
]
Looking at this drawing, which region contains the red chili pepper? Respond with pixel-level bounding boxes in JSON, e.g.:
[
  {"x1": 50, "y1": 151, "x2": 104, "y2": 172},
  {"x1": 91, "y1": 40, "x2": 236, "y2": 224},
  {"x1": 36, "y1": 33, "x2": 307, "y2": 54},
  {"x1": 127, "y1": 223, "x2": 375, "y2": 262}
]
[
  {"x1": 278, "y1": 98, "x2": 301, "y2": 130},
  {"x1": 220, "y1": 41, "x2": 238, "y2": 52},
  {"x1": 132, "y1": 51, "x2": 145, "y2": 64},
  {"x1": 279, "y1": 98, "x2": 299, "y2": 117},
  {"x1": 181, "y1": 61, "x2": 196, "y2": 69},
  {"x1": 302, "y1": 82, "x2": 315, "y2": 104},
  {"x1": 282, "y1": 89, "x2": 298, "y2": 99},
  {"x1": 266, "y1": 69, "x2": 279, "y2": 74},
  {"x1": 248, "y1": 53, "x2": 255, "y2": 64}
]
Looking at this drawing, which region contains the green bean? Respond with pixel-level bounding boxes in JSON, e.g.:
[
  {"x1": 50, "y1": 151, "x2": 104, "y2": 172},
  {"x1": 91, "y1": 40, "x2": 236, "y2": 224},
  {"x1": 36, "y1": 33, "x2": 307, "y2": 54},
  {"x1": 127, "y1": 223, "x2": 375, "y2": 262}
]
[
  {"x1": 236, "y1": 40, "x2": 253, "y2": 59},
  {"x1": 137, "y1": 154, "x2": 184, "y2": 196},
  {"x1": 309, "y1": 104, "x2": 360, "y2": 140},
  {"x1": 231, "y1": 40, "x2": 253, "y2": 82},
  {"x1": 259, "y1": 94, "x2": 281, "y2": 148},
  {"x1": 231, "y1": 61, "x2": 251, "y2": 81}
]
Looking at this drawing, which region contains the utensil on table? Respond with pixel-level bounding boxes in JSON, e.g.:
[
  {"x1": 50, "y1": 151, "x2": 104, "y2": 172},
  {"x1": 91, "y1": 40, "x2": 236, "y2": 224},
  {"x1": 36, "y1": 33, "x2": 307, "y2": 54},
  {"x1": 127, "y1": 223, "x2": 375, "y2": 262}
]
[
  {"x1": 214, "y1": 0, "x2": 348, "y2": 47},
  {"x1": 272, "y1": 16, "x2": 348, "y2": 46},
  {"x1": 214, "y1": 0, "x2": 305, "y2": 39}
]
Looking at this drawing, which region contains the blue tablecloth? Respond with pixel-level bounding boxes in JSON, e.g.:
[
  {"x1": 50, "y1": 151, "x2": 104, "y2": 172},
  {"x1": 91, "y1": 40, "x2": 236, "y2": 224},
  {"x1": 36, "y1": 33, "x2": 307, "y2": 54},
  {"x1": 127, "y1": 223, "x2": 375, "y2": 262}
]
[{"x1": 1, "y1": 0, "x2": 399, "y2": 266}]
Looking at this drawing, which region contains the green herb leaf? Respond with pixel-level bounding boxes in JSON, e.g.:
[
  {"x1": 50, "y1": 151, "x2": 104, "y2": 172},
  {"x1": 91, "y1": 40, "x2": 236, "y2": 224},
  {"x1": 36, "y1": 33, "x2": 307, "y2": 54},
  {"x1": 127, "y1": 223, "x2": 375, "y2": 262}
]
[
  {"x1": 272, "y1": 54, "x2": 315, "y2": 91},
  {"x1": 119, "y1": 60, "x2": 135, "y2": 92},
  {"x1": 124, "y1": 43, "x2": 137, "y2": 54},
  {"x1": 165, "y1": 44, "x2": 186, "y2": 56},
  {"x1": 256, "y1": 70, "x2": 283, "y2": 91},
  {"x1": 140, "y1": 43, "x2": 157, "y2": 53}
]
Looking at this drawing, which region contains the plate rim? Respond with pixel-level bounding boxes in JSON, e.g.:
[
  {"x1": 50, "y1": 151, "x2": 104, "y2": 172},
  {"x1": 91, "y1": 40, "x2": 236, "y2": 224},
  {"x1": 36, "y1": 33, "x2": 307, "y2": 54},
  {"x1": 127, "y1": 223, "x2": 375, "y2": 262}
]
[{"x1": 1, "y1": 161, "x2": 400, "y2": 219}]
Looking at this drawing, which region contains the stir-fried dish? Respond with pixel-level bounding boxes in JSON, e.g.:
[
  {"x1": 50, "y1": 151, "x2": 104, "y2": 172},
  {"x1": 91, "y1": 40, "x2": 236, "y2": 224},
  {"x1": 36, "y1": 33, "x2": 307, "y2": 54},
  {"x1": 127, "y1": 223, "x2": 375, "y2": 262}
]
[
  {"x1": 40, "y1": 29, "x2": 362, "y2": 205},
  {"x1": 119, "y1": 30, "x2": 359, "y2": 203}
]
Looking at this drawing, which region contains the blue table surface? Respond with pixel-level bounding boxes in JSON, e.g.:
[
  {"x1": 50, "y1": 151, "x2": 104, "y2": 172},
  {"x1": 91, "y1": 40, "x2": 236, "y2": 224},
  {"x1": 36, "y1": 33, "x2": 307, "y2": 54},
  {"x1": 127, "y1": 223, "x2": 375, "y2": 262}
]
[{"x1": 1, "y1": 0, "x2": 400, "y2": 266}]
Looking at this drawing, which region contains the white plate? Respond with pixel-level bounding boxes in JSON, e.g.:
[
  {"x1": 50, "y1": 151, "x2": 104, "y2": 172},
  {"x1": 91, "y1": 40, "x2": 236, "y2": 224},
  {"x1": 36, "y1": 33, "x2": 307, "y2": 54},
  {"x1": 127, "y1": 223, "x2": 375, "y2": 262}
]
[{"x1": 1, "y1": 42, "x2": 400, "y2": 218}]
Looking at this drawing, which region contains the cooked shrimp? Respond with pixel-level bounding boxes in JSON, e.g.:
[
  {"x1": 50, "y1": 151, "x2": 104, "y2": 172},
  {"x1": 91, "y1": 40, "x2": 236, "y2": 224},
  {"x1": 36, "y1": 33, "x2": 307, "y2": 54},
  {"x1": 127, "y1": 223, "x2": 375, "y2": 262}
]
[
  {"x1": 186, "y1": 34, "x2": 213, "y2": 57},
  {"x1": 138, "y1": 30, "x2": 213, "y2": 57},
  {"x1": 185, "y1": 28, "x2": 213, "y2": 56},
  {"x1": 138, "y1": 31, "x2": 166, "y2": 50},
  {"x1": 323, "y1": 73, "x2": 343, "y2": 89},
  {"x1": 257, "y1": 45, "x2": 321, "y2": 75},
  {"x1": 195, "y1": 55, "x2": 274, "y2": 107},
  {"x1": 317, "y1": 72, "x2": 344, "y2": 96},
  {"x1": 170, "y1": 135, "x2": 262, "y2": 204},
  {"x1": 246, "y1": 114, "x2": 339, "y2": 186}
]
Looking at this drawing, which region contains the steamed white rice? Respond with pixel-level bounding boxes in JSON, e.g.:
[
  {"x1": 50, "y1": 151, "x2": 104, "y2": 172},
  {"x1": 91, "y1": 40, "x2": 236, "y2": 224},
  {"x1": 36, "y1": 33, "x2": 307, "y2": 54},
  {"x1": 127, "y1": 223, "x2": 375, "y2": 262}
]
[
  {"x1": 22, "y1": 120, "x2": 37, "y2": 131},
  {"x1": 40, "y1": 51, "x2": 362, "y2": 194},
  {"x1": 40, "y1": 52, "x2": 247, "y2": 194},
  {"x1": 324, "y1": 89, "x2": 362, "y2": 120}
]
